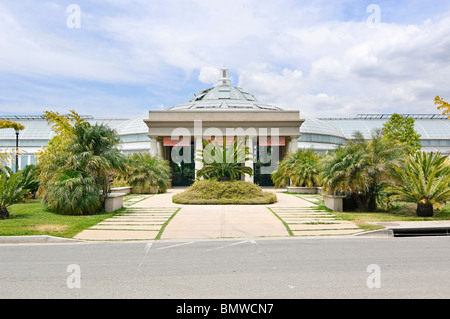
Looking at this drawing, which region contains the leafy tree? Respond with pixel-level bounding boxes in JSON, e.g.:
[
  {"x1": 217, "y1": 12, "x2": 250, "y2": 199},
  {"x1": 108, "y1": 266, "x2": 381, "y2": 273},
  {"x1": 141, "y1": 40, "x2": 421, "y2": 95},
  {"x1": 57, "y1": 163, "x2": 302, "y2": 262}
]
[
  {"x1": 124, "y1": 153, "x2": 171, "y2": 194},
  {"x1": 387, "y1": 152, "x2": 450, "y2": 217},
  {"x1": 37, "y1": 110, "x2": 125, "y2": 215},
  {"x1": 271, "y1": 149, "x2": 322, "y2": 189},
  {"x1": 435, "y1": 96, "x2": 450, "y2": 119},
  {"x1": 321, "y1": 130, "x2": 404, "y2": 211},
  {"x1": 36, "y1": 110, "x2": 85, "y2": 203},
  {"x1": 196, "y1": 137, "x2": 253, "y2": 181},
  {"x1": 382, "y1": 113, "x2": 422, "y2": 154}
]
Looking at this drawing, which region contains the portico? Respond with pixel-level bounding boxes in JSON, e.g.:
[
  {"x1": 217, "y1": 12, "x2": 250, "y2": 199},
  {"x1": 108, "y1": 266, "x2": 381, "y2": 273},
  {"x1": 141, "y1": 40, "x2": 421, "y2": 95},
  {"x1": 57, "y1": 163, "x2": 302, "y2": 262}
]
[{"x1": 144, "y1": 68, "x2": 304, "y2": 186}]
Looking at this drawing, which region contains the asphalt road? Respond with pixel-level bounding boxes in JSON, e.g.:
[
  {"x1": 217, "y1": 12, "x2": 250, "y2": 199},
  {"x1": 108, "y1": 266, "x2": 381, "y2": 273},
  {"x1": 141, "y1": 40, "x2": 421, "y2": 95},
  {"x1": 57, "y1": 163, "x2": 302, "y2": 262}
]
[{"x1": 0, "y1": 236, "x2": 449, "y2": 299}]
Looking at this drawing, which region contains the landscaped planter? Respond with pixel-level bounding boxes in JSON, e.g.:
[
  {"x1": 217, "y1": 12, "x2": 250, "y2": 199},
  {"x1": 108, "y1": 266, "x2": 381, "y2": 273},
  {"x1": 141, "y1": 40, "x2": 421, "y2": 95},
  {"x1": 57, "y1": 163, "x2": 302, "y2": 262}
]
[
  {"x1": 105, "y1": 193, "x2": 126, "y2": 213},
  {"x1": 110, "y1": 187, "x2": 132, "y2": 195},
  {"x1": 324, "y1": 195, "x2": 346, "y2": 212},
  {"x1": 287, "y1": 186, "x2": 320, "y2": 194}
]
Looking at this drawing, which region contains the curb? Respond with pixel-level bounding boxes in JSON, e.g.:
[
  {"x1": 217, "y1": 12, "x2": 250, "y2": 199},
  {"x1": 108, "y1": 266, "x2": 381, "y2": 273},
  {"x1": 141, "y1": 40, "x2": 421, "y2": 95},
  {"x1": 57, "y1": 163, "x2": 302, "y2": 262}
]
[
  {"x1": 354, "y1": 229, "x2": 394, "y2": 238},
  {"x1": 0, "y1": 236, "x2": 82, "y2": 244}
]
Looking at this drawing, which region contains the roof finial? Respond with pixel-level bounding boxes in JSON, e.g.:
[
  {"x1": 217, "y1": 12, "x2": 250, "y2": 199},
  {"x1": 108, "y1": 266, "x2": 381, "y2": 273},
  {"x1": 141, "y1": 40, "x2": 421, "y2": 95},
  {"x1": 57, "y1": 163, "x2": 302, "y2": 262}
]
[{"x1": 218, "y1": 67, "x2": 231, "y2": 86}]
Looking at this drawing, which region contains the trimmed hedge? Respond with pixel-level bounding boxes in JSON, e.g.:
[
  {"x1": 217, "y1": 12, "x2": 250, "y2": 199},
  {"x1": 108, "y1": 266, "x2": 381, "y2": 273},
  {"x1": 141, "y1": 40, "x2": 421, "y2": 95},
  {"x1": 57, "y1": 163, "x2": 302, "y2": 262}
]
[{"x1": 172, "y1": 180, "x2": 277, "y2": 205}]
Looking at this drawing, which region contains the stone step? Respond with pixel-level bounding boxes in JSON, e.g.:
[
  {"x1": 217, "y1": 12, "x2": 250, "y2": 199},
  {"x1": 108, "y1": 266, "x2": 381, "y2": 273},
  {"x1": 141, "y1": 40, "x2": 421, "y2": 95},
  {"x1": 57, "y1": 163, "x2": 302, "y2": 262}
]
[
  {"x1": 98, "y1": 221, "x2": 165, "y2": 226},
  {"x1": 91, "y1": 225, "x2": 161, "y2": 231}
]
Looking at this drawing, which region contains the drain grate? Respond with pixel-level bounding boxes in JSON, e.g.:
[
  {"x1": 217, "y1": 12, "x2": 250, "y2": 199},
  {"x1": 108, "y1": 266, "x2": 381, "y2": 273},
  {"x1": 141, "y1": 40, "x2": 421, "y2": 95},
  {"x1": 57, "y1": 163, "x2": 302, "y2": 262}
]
[{"x1": 393, "y1": 227, "x2": 450, "y2": 237}]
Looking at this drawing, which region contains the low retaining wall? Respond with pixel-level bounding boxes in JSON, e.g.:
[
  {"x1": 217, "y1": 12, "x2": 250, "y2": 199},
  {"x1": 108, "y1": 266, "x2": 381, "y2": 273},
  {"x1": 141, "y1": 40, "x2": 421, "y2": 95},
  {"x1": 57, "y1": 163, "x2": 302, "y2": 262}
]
[
  {"x1": 287, "y1": 186, "x2": 321, "y2": 194},
  {"x1": 105, "y1": 193, "x2": 126, "y2": 213},
  {"x1": 324, "y1": 195, "x2": 346, "y2": 212},
  {"x1": 110, "y1": 187, "x2": 132, "y2": 195}
]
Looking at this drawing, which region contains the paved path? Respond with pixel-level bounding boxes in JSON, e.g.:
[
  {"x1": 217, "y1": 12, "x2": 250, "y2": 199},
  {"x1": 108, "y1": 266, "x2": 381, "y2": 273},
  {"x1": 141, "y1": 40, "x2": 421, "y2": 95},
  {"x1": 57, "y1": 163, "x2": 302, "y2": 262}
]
[{"x1": 74, "y1": 188, "x2": 363, "y2": 241}]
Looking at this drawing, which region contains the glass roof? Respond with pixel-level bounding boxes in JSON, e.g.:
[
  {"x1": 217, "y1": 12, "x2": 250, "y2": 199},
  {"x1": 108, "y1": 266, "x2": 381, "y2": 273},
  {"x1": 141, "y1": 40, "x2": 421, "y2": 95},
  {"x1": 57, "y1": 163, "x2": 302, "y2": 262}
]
[
  {"x1": 115, "y1": 115, "x2": 149, "y2": 136},
  {"x1": 165, "y1": 85, "x2": 283, "y2": 111},
  {"x1": 322, "y1": 118, "x2": 450, "y2": 140},
  {"x1": 0, "y1": 118, "x2": 129, "y2": 140},
  {"x1": 300, "y1": 114, "x2": 346, "y2": 138}
]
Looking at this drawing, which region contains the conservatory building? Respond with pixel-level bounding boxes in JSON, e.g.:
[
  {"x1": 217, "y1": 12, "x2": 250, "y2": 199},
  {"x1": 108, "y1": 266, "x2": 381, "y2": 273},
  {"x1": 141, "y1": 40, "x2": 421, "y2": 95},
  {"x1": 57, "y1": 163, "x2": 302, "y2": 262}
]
[
  {"x1": 1, "y1": 70, "x2": 450, "y2": 186},
  {"x1": 144, "y1": 68, "x2": 304, "y2": 186}
]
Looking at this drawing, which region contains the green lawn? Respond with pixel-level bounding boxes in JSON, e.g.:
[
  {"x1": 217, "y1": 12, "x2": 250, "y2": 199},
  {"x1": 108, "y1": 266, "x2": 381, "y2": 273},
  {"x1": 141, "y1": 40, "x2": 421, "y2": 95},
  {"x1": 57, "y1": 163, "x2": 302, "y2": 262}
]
[
  {"x1": 293, "y1": 193, "x2": 450, "y2": 232},
  {"x1": 335, "y1": 205, "x2": 450, "y2": 232},
  {"x1": 0, "y1": 200, "x2": 118, "y2": 238}
]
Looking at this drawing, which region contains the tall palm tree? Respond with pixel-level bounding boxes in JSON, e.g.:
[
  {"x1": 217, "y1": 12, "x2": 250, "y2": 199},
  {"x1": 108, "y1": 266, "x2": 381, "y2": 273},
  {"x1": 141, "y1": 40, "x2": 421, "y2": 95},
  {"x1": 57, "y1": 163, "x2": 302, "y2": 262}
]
[
  {"x1": 196, "y1": 137, "x2": 253, "y2": 181},
  {"x1": 271, "y1": 149, "x2": 322, "y2": 189},
  {"x1": 125, "y1": 153, "x2": 171, "y2": 193},
  {"x1": 321, "y1": 130, "x2": 404, "y2": 211},
  {"x1": 39, "y1": 121, "x2": 126, "y2": 215},
  {"x1": 68, "y1": 123, "x2": 126, "y2": 203},
  {"x1": 387, "y1": 152, "x2": 450, "y2": 217}
]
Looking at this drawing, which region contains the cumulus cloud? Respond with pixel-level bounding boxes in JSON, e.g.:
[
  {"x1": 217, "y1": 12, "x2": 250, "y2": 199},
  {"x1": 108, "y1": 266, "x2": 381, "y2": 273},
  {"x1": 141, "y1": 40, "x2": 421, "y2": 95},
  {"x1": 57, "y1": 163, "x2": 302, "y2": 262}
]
[
  {"x1": 198, "y1": 67, "x2": 220, "y2": 84},
  {"x1": 1, "y1": 0, "x2": 450, "y2": 117}
]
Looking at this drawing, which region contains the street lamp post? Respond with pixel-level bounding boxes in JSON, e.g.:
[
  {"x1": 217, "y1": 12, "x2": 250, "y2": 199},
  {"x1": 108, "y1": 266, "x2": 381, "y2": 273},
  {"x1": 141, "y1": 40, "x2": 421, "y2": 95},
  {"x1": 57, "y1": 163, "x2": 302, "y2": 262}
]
[{"x1": 15, "y1": 128, "x2": 19, "y2": 172}]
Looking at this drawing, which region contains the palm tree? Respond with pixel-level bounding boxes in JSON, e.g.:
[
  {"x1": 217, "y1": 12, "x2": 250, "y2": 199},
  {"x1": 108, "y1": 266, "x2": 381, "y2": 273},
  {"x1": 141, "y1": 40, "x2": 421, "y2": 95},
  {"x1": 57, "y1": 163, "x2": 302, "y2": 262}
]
[
  {"x1": 46, "y1": 170, "x2": 102, "y2": 215},
  {"x1": 125, "y1": 153, "x2": 171, "y2": 193},
  {"x1": 321, "y1": 130, "x2": 404, "y2": 211},
  {"x1": 39, "y1": 121, "x2": 126, "y2": 215},
  {"x1": 68, "y1": 123, "x2": 126, "y2": 203},
  {"x1": 0, "y1": 170, "x2": 30, "y2": 219},
  {"x1": 271, "y1": 149, "x2": 322, "y2": 189},
  {"x1": 387, "y1": 152, "x2": 450, "y2": 217},
  {"x1": 196, "y1": 137, "x2": 253, "y2": 181}
]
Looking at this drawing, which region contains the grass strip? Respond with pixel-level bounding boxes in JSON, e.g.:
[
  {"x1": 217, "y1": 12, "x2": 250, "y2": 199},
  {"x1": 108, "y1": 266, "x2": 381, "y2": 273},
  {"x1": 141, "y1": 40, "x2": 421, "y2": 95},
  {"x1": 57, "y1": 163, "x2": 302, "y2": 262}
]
[
  {"x1": 154, "y1": 208, "x2": 181, "y2": 240},
  {"x1": 267, "y1": 207, "x2": 294, "y2": 236}
]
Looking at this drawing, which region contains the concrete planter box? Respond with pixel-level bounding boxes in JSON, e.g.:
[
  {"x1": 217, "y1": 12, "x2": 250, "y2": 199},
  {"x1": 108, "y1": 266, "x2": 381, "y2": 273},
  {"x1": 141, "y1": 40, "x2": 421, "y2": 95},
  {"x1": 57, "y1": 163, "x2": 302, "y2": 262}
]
[
  {"x1": 105, "y1": 193, "x2": 126, "y2": 213},
  {"x1": 110, "y1": 187, "x2": 132, "y2": 195},
  {"x1": 324, "y1": 195, "x2": 346, "y2": 212},
  {"x1": 287, "y1": 186, "x2": 320, "y2": 194}
]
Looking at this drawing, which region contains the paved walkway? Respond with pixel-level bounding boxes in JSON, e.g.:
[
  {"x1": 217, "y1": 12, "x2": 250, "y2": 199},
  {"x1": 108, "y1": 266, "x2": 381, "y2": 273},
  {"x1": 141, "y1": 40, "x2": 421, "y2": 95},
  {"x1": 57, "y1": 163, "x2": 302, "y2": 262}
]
[{"x1": 74, "y1": 188, "x2": 363, "y2": 241}]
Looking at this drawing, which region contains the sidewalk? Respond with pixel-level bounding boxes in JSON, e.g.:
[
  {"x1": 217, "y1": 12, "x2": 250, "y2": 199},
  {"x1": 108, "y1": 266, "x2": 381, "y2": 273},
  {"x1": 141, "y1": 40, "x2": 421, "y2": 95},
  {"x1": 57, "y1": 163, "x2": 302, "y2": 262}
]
[{"x1": 73, "y1": 188, "x2": 363, "y2": 241}]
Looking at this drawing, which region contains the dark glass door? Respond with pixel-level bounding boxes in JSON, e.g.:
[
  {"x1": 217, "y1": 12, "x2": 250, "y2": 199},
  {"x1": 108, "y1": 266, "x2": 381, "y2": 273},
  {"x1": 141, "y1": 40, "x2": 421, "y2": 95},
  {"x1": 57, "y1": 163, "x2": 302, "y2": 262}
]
[{"x1": 170, "y1": 145, "x2": 195, "y2": 186}]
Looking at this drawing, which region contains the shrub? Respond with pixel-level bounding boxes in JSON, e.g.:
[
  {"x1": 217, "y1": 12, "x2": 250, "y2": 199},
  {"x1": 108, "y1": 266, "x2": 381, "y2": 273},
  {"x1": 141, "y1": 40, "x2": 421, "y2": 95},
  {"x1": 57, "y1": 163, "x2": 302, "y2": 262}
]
[
  {"x1": 46, "y1": 170, "x2": 102, "y2": 215},
  {"x1": 123, "y1": 153, "x2": 171, "y2": 194},
  {"x1": 271, "y1": 149, "x2": 322, "y2": 188},
  {"x1": 172, "y1": 180, "x2": 277, "y2": 205}
]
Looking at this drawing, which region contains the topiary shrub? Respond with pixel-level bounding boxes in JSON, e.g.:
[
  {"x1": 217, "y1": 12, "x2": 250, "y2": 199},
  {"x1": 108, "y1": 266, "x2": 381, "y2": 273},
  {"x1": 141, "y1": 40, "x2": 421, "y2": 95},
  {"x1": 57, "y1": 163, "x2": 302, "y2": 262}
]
[{"x1": 172, "y1": 180, "x2": 277, "y2": 205}]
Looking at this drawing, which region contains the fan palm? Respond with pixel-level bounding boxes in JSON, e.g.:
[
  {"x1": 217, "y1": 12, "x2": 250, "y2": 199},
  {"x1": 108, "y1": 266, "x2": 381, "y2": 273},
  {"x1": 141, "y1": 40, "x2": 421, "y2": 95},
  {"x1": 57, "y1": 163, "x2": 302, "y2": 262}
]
[
  {"x1": 125, "y1": 153, "x2": 171, "y2": 193},
  {"x1": 196, "y1": 137, "x2": 253, "y2": 181},
  {"x1": 387, "y1": 152, "x2": 450, "y2": 217},
  {"x1": 271, "y1": 149, "x2": 322, "y2": 188},
  {"x1": 0, "y1": 170, "x2": 29, "y2": 219}
]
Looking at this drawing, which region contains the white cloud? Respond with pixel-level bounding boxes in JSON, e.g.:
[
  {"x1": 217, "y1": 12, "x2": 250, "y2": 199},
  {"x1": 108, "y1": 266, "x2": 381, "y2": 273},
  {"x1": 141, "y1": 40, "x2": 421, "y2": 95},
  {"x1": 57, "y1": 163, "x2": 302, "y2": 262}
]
[
  {"x1": 198, "y1": 66, "x2": 220, "y2": 84},
  {"x1": 1, "y1": 1, "x2": 450, "y2": 118}
]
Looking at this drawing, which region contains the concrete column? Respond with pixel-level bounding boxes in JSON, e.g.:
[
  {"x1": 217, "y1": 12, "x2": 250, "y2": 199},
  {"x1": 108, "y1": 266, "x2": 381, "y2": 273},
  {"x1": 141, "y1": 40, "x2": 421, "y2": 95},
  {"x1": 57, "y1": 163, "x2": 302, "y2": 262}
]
[
  {"x1": 150, "y1": 137, "x2": 158, "y2": 157},
  {"x1": 290, "y1": 136, "x2": 299, "y2": 154},
  {"x1": 157, "y1": 139, "x2": 164, "y2": 158},
  {"x1": 194, "y1": 137, "x2": 203, "y2": 179},
  {"x1": 245, "y1": 137, "x2": 254, "y2": 183}
]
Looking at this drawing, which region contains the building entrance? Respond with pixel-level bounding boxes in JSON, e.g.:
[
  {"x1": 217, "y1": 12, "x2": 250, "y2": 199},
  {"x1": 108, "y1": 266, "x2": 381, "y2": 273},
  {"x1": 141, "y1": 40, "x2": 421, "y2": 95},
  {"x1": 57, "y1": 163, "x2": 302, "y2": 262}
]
[{"x1": 169, "y1": 145, "x2": 195, "y2": 187}]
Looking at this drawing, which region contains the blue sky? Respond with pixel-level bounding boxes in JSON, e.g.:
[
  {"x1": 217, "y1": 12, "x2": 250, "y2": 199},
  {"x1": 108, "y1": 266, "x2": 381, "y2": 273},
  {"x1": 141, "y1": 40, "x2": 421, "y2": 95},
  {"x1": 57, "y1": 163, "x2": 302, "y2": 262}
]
[{"x1": 1, "y1": 0, "x2": 450, "y2": 118}]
